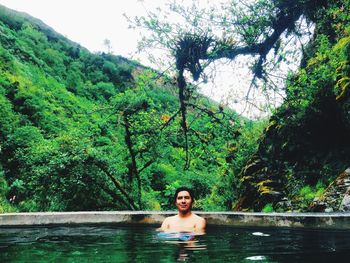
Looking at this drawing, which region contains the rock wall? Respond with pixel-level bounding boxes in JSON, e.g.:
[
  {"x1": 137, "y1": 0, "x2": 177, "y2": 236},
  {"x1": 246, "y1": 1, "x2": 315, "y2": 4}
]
[
  {"x1": 310, "y1": 168, "x2": 350, "y2": 212},
  {"x1": 234, "y1": 1, "x2": 350, "y2": 212}
]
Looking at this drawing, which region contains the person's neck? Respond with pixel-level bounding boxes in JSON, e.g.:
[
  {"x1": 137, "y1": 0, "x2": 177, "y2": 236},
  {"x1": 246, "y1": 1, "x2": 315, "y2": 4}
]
[{"x1": 178, "y1": 210, "x2": 192, "y2": 218}]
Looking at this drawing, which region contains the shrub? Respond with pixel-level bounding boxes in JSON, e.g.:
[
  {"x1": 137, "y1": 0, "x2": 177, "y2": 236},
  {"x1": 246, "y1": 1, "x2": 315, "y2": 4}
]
[{"x1": 262, "y1": 203, "x2": 274, "y2": 213}]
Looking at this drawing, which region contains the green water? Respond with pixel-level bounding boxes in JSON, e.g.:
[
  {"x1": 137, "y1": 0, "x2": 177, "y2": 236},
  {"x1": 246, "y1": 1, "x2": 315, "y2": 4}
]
[{"x1": 1, "y1": 225, "x2": 350, "y2": 262}]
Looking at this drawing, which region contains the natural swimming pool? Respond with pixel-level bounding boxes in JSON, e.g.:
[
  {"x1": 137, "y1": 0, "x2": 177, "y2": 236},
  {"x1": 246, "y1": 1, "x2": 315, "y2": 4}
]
[{"x1": 1, "y1": 225, "x2": 350, "y2": 262}]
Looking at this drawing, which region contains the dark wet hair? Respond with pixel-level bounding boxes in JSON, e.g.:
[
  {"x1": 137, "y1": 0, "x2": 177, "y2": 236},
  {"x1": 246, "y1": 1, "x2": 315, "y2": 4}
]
[{"x1": 173, "y1": 187, "x2": 194, "y2": 203}]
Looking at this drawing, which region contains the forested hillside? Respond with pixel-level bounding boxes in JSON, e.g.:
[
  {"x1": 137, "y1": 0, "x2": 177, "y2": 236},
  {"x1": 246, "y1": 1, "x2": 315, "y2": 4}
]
[
  {"x1": 236, "y1": 0, "x2": 350, "y2": 212},
  {"x1": 0, "y1": 4, "x2": 263, "y2": 212},
  {"x1": 2, "y1": 0, "x2": 349, "y2": 214},
  {"x1": 129, "y1": 0, "x2": 350, "y2": 213}
]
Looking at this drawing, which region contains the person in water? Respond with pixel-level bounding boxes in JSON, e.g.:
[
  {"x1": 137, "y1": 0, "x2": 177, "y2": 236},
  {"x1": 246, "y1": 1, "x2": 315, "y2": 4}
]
[{"x1": 160, "y1": 187, "x2": 206, "y2": 233}]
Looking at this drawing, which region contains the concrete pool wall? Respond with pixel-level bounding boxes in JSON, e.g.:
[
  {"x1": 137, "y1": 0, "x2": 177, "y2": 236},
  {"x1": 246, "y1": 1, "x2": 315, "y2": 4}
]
[{"x1": 1, "y1": 211, "x2": 350, "y2": 229}]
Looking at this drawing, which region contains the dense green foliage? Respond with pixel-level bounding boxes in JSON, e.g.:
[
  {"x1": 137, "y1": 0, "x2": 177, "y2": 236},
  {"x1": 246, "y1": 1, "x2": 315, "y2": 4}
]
[
  {"x1": 0, "y1": 5, "x2": 263, "y2": 212},
  {"x1": 129, "y1": 0, "x2": 350, "y2": 212},
  {"x1": 3, "y1": 0, "x2": 348, "y2": 213},
  {"x1": 237, "y1": 0, "x2": 350, "y2": 211}
]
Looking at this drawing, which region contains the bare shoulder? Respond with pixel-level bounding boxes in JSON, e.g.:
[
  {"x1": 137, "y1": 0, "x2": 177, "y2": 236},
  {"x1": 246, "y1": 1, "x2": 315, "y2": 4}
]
[
  {"x1": 161, "y1": 215, "x2": 177, "y2": 230},
  {"x1": 162, "y1": 215, "x2": 176, "y2": 224},
  {"x1": 193, "y1": 213, "x2": 206, "y2": 227},
  {"x1": 193, "y1": 213, "x2": 206, "y2": 221},
  {"x1": 166, "y1": 215, "x2": 178, "y2": 221}
]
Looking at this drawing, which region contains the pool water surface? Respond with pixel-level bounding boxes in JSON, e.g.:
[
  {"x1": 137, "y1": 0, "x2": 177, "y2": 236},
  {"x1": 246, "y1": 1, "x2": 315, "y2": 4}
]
[{"x1": 1, "y1": 225, "x2": 350, "y2": 262}]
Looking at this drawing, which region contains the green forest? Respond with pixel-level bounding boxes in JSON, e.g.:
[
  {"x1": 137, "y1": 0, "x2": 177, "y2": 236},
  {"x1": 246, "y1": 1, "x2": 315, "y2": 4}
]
[{"x1": 0, "y1": 0, "x2": 350, "y2": 213}]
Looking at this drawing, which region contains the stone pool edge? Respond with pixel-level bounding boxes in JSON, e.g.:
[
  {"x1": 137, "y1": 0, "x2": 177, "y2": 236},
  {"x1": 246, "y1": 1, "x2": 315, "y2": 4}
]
[{"x1": 1, "y1": 211, "x2": 350, "y2": 229}]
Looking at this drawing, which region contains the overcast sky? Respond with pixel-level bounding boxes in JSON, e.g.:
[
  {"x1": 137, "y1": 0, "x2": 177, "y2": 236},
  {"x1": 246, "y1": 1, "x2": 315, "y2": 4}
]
[
  {"x1": 0, "y1": 0, "x2": 162, "y2": 60},
  {"x1": 0, "y1": 0, "x2": 291, "y2": 119}
]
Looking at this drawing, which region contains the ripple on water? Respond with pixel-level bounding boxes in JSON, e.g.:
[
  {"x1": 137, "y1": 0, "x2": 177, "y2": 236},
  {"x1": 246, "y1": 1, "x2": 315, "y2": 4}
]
[
  {"x1": 1, "y1": 225, "x2": 350, "y2": 262},
  {"x1": 245, "y1": 255, "x2": 267, "y2": 260},
  {"x1": 252, "y1": 232, "x2": 270, "y2": 237}
]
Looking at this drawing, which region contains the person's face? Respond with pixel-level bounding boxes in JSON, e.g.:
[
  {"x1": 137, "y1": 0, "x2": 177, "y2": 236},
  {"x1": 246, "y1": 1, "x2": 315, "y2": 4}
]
[{"x1": 175, "y1": 190, "x2": 193, "y2": 213}]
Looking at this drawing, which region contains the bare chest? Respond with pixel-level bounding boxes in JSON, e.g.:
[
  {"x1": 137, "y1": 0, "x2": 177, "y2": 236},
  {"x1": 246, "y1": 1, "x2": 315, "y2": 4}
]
[{"x1": 167, "y1": 218, "x2": 197, "y2": 232}]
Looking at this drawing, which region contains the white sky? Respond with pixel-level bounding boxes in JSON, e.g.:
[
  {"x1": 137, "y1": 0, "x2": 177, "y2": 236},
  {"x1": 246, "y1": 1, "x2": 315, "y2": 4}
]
[
  {"x1": 0, "y1": 0, "x2": 159, "y2": 57},
  {"x1": 0, "y1": 0, "x2": 304, "y2": 119}
]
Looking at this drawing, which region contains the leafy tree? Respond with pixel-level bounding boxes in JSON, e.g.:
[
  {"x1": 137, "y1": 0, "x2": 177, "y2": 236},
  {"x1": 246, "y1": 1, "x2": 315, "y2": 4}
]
[
  {"x1": 126, "y1": 0, "x2": 320, "y2": 166},
  {"x1": 128, "y1": 0, "x2": 326, "y2": 86},
  {"x1": 103, "y1": 38, "x2": 113, "y2": 54},
  {"x1": 0, "y1": 4, "x2": 260, "y2": 213}
]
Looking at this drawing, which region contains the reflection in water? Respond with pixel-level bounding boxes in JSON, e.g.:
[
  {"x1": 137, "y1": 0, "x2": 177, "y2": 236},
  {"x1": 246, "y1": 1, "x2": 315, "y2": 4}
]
[
  {"x1": 157, "y1": 232, "x2": 207, "y2": 261},
  {"x1": 172, "y1": 239, "x2": 207, "y2": 261},
  {"x1": 1, "y1": 225, "x2": 350, "y2": 262},
  {"x1": 245, "y1": 255, "x2": 267, "y2": 261},
  {"x1": 252, "y1": 232, "x2": 270, "y2": 237}
]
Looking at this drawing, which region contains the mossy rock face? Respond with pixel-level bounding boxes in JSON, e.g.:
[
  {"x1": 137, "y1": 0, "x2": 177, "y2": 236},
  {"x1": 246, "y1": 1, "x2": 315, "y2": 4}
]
[
  {"x1": 337, "y1": 93, "x2": 350, "y2": 132},
  {"x1": 236, "y1": 22, "x2": 350, "y2": 212},
  {"x1": 235, "y1": 153, "x2": 285, "y2": 211},
  {"x1": 309, "y1": 168, "x2": 350, "y2": 212},
  {"x1": 334, "y1": 35, "x2": 350, "y2": 130},
  {"x1": 236, "y1": 87, "x2": 350, "y2": 211}
]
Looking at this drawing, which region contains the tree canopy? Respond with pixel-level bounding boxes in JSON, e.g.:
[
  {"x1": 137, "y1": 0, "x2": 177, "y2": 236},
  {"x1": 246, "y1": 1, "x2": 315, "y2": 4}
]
[
  {"x1": 129, "y1": 0, "x2": 325, "y2": 83},
  {"x1": 1, "y1": 0, "x2": 347, "y2": 213},
  {"x1": 0, "y1": 4, "x2": 257, "y2": 212}
]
